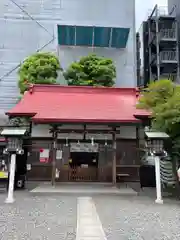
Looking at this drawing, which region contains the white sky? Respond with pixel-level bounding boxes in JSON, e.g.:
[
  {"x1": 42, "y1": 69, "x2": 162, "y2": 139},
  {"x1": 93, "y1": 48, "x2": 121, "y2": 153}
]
[{"x1": 136, "y1": 0, "x2": 168, "y2": 28}]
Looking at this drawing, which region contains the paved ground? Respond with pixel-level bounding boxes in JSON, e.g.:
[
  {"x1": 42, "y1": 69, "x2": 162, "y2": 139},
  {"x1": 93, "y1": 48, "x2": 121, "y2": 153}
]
[
  {"x1": 0, "y1": 191, "x2": 180, "y2": 239},
  {"x1": 30, "y1": 182, "x2": 137, "y2": 196},
  {"x1": 0, "y1": 192, "x2": 77, "y2": 240},
  {"x1": 94, "y1": 196, "x2": 180, "y2": 240}
]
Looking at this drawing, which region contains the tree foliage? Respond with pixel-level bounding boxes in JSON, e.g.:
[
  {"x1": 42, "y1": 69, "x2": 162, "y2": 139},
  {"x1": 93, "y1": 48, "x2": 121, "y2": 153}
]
[
  {"x1": 138, "y1": 79, "x2": 180, "y2": 190},
  {"x1": 137, "y1": 79, "x2": 180, "y2": 135},
  {"x1": 138, "y1": 80, "x2": 180, "y2": 165},
  {"x1": 137, "y1": 79, "x2": 175, "y2": 111},
  {"x1": 18, "y1": 52, "x2": 62, "y2": 94},
  {"x1": 63, "y1": 54, "x2": 116, "y2": 87},
  {"x1": 8, "y1": 117, "x2": 29, "y2": 127}
]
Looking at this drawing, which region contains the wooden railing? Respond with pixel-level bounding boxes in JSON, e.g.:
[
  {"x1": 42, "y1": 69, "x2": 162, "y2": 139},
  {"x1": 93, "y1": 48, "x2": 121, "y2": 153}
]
[
  {"x1": 160, "y1": 29, "x2": 176, "y2": 40},
  {"x1": 58, "y1": 165, "x2": 112, "y2": 182},
  {"x1": 68, "y1": 166, "x2": 98, "y2": 181},
  {"x1": 27, "y1": 164, "x2": 140, "y2": 182}
]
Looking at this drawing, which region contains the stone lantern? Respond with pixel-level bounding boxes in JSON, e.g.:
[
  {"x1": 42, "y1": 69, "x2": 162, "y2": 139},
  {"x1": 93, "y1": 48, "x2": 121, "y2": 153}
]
[
  {"x1": 145, "y1": 127, "x2": 169, "y2": 204},
  {"x1": 0, "y1": 127, "x2": 27, "y2": 203}
]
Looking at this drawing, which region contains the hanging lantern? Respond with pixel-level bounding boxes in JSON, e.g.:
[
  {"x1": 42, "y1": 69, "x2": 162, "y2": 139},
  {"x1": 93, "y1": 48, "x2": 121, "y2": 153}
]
[
  {"x1": 65, "y1": 137, "x2": 68, "y2": 147},
  {"x1": 104, "y1": 137, "x2": 107, "y2": 146},
  {"x1": 91, "y1": 137, "x2": 94, "y2": 146}
]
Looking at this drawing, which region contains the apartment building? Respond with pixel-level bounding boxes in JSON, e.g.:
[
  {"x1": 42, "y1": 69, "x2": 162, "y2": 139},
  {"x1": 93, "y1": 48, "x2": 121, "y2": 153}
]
[{"x1": 137, "y1": 5, "x2": 179, "y2": 87}]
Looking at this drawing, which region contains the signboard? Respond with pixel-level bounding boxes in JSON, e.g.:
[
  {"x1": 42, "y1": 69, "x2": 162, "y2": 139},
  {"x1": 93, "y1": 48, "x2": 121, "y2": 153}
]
[
  {"x1": 70, "y1": 143, "x2": 98, "y2": 152},
  {"x1": 81, "y1": 164, "x2": 88, "y2": 168},
  {"x1": 56, "y1": 150, "x2": 62, "y2": 159},
  {"x1": 40, "y1": 149, "x2": 49, "y2": 163},
  {"x1": 26, "y1": 164, "x2": 31, "y2": 171}
]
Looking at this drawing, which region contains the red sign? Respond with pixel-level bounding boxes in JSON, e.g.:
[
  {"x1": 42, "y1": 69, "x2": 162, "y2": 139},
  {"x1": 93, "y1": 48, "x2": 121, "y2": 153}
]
[
  {"x1": 39, "y1": 149, "x2": 49, "y2": 163},
  {"x1": 40, "y1": 158, "x2": 49, "y2": 163}
]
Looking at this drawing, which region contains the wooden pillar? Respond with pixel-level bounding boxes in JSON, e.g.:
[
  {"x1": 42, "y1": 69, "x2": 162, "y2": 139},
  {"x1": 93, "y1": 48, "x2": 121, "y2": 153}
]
[
  {"x1": 136, "y1": 126, "x2": 140, "y2": 180},
  {"x1": 136, "y1": 126, "x2": 140, "y2": 163},
  {"x1": 51, "y1": 127, "x2": 58, "y2": 186},
  {"x1": 112, "y1": 130, "x2": 116, "y2": 185}
]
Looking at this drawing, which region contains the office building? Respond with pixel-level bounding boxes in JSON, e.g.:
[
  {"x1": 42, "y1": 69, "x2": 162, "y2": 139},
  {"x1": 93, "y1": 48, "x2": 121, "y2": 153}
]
[{"x1": 0, "y1": 0, "x2": 137, "y2": 116}]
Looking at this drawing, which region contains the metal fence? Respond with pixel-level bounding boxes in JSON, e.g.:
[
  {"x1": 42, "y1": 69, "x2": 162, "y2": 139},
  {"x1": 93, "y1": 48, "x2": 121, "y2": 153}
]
[
  {"x1": 160, "y1": 29, "x2": 176, "y2": 40},
  {"x1": 160, "y1": 51, "x2": 177, "y2": 62}
]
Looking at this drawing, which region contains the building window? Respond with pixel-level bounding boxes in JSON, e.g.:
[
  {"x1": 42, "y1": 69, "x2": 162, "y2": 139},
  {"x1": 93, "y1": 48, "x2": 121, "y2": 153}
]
[
  {"x1": 111, "y1": 27, "x2": 130, "y2": 48},
  {"x1": 57, "y1": 25, "x2": 75, "y2": 45},
  {"x1": 57, "y1": 25, "x2": 129, "y2": 48},
  {"x1": 94, "y1": 27, "x2": 111, "y2": 47},
  {"x1": 76, "y1": 26, "x2": 93, "y2": 46}
]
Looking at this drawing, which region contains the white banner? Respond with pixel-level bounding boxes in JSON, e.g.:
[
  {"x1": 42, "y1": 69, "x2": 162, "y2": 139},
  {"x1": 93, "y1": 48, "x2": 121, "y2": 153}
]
[
  {"x1": 56, "y1": 150, "x2": 62, "y2": 159},
  {"x1": 70, "y1": 143, "x2": 98, "y2": 152}
]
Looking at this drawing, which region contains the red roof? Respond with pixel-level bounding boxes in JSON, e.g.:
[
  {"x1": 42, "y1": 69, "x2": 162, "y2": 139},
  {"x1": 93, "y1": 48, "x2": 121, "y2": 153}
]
[{"x1": 6, "y1": 85, "x2": 150, "y2": 123}]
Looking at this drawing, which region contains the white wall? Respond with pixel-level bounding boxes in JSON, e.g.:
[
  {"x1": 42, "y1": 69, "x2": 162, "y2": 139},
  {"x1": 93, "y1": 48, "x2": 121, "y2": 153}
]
[
  {"x1": 31, "y1": 124, "x2": 137, "y2": 139},
  {"x1": 57, "y1": 0, "x2": 136, "y2": 88},
  {"x1": 0, "y1": 0, "x2": 136, "y2": 114}
]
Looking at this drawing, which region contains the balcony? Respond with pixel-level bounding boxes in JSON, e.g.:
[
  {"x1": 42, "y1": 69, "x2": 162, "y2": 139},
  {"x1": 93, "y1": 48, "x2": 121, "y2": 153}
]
[
  {"x1": 160, "y1": 51, "x2": 177, "y2": 63},
  {"x1": 156, "y1": 6, "x2": 168, "y2": 17},
  {"x1": 159, "y1": 29, "x2": 177, "y2": 41},
  {"x1": 151, "y1": 51, "x2": 178, "y2": 65},
  {"x1": 148, "y1": 5, "x2": 176, "y2": 19}
]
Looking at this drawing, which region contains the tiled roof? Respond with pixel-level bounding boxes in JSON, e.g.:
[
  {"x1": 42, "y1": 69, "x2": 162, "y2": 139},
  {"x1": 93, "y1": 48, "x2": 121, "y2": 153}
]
[{"x1": 6, "y1": 85, "x2": 150, "y2": 123}]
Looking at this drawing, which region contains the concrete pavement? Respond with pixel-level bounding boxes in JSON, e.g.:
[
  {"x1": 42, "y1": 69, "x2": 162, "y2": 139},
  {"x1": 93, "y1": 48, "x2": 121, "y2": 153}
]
[
  {"x1": 76, "y1": 197, "x2": 106, "y2": 240},
  {"x1": 0, "y1": 190, "x2": 180, "y2": 239},
  {"x1": 30, "y1": 182, "x2": 137, "y2": 196}
]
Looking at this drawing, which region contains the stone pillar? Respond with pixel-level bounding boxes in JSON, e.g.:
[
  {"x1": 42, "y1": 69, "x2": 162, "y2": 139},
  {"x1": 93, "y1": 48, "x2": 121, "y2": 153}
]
[
  {"x1": 5, "y1": 154, "x2": 16, "y2": 203},
  {"x1": 155, "y1": 156, "x2": 163, "y2": 204}
]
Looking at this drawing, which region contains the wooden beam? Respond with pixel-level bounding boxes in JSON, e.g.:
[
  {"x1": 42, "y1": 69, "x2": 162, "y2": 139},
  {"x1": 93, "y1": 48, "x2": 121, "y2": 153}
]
[
  {"x1": 112, "y1": 128, "x2": 117, "y2": 185},
  {"x1": 54, "y1": 129, "x2": 117, "y2": 134},
  {"x1": 135, "y1": 126, "x2": 140, "y2": 165},
  {"x1": 83, "y1": 125, "x2": 86, "y2": 140}
]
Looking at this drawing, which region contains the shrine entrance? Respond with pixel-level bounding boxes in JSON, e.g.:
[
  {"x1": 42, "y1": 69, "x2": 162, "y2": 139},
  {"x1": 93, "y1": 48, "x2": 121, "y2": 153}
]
[
  {"x1": 67, "y1": 143, "x2": 99, "y2": 182},
  {"x1": 69, "y1": 152, "x2": 98, "y2": 181}
]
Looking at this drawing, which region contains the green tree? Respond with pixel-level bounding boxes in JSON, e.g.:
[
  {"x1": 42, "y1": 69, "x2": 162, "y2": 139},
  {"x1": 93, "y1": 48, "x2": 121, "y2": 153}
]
[
  {"x1": 63, "y1": 54, "x2": 116, "y2": 86},
  {"x1": 18, "y1": 52, "x2": 62, "y2": 94},
  {"x1": 137, "y1": 79, "x2": 180, "y2": 191},
  {"x1": 137, "y1": 79, "x2": 175, "y2": 110},
  {"x1": 137, "y1": 79, "x2": 180, "y2": 133}
]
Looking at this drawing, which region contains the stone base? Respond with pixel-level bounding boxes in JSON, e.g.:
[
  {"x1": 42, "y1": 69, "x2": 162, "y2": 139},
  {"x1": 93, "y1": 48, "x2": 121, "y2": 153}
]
[
  {"x1": 155, "y1": 199, "x2": 163, "y2": 204},
  {"x1": 30, "y1": 182, "x2": 138, "y2": 196},
  {"x1": 5, "y1": 197, "x2": 15, "y2": 204}
]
